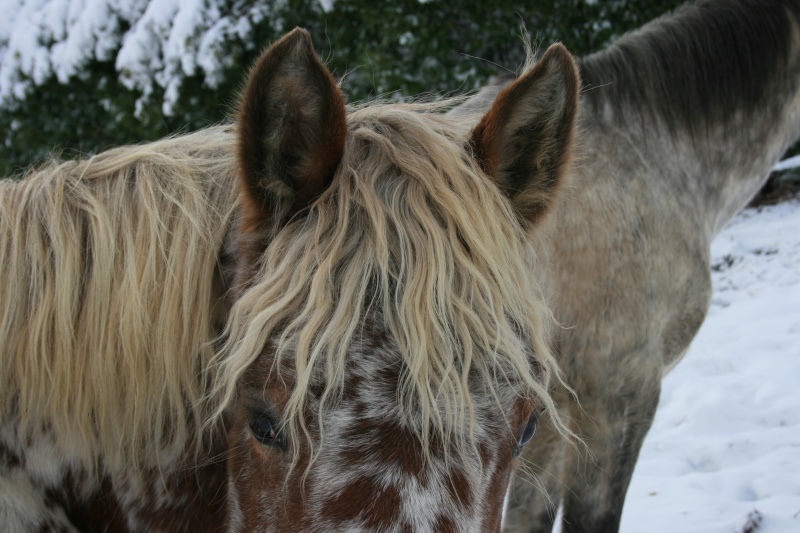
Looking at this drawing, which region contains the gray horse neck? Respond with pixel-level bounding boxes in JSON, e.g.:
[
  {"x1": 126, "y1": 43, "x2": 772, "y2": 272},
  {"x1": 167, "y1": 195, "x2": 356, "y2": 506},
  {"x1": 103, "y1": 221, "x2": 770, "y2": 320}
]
[{"x1": 577, "y1": 0, "x2": 800, "y2": 239}]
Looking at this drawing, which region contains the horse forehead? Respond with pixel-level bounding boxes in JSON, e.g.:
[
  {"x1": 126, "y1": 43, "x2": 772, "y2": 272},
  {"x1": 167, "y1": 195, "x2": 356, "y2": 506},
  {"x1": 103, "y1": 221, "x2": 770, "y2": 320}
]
[
  {"x1": 322, "y1": 322, "x2": 521, "y2": 451},
  {"x1": 305, "y1": 415, "x2": 500, "y2": 532},
  {"x1": 295, "y1": 338, "x2": 508, "y2": 529}
]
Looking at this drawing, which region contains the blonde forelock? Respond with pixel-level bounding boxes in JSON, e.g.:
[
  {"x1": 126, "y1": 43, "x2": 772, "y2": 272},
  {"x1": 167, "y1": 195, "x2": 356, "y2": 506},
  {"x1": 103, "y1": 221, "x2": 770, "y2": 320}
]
[{"x1": 214, "y1": 100, "x2": 569, "y2": 470}]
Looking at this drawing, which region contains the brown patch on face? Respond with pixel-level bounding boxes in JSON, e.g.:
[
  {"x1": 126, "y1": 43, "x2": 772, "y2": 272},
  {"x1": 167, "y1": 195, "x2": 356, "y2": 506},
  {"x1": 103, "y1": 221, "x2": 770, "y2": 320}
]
[
  {"x1": 320, "y1": 475, "x2": 401, "y2": 528},
  {"x1": 375, "y1": 422, "x2": 426, "y2": 479},
  {"x1": 446, "y1": 467, "x2": 472, "y2": 510},
  {"x1": 477, "y1": 441, "x2": 516, "y2": 533},
  {"x1": 481, "y1": 464, "x2": 512, "y2": 533},
  {"x1": 434, "y1": 513, "x2": 458, "y2": 533},
  {"x1": 336, "y1": 359, "x2": 434, "y2": 486},
  {"x1": 474, "y1": 396, "x2": 541, "y2": 532},
  {"x1": 340, "y1": 372, "x2": 364, "y2": 402},
  {"x1": 339, "y1": 416, "x2": 427, "y2": 487}
]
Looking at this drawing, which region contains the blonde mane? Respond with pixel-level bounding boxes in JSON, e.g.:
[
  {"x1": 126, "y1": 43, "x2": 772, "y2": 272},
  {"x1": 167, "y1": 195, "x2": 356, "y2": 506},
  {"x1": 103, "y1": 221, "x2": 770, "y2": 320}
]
[
  {"x1": 214, "y1": 100, "x2": 568, "y2": 467},
  {"x1": 0, "y1": 127, "x2": 239, "y2": 475},
  {"x1": 1, "y1": 100, "x2": 568, "y2": 478}
]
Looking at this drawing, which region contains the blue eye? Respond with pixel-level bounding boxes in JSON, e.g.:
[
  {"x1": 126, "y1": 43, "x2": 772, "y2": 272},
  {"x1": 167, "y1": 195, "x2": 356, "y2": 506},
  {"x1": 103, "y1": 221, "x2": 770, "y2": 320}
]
[
  {"x1": 249, "y1": 415, "x2": 283, "y2": 449},
  {"x1": 513, "y1": 415, "x2": 538, "y2": 458}
]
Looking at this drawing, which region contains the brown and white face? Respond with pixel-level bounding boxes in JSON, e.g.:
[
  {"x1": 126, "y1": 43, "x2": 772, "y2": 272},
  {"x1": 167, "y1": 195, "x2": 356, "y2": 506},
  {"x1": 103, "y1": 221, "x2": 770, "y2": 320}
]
[
  {"x1": 225, "y1": 323, "x2": 542, "y2": 533},
  {"x1": 223, "y1": 27, "x2": 578, "y2": 533}
]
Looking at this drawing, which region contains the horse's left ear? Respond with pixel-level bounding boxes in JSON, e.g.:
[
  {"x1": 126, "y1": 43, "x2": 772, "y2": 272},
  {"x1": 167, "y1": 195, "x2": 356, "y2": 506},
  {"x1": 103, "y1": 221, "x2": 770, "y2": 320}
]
[
  {"x1": 470, "y1": 43, "x2": 579, "y2": 225},
  {"x1": 236, "y1": 28, "x2": 347, "y2": 232}
]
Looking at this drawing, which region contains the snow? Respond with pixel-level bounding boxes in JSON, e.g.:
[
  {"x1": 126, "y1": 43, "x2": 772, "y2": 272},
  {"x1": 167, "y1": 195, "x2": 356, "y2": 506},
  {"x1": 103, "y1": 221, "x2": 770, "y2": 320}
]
[
  {"x1": 620, "y1": 199, "x2": 800, "y2": 532},
  {"x1": 773, "y1": 155, "x2": 800, "y2": 172},
  {"x1": 0, "y1": 0, "x2": 284, "y2": 115}
]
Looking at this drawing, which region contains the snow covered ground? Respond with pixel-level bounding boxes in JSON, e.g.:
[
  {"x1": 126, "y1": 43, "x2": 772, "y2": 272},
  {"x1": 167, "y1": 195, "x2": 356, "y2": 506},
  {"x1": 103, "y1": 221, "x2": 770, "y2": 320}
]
[{"x1": 619, "y1": 197, "x2": 800, "y2": 532}]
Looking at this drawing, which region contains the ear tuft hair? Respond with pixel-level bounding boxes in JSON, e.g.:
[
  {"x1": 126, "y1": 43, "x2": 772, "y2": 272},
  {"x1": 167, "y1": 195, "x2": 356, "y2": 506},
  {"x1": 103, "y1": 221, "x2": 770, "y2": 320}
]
[
  {"x1": 237, "y1": 28, "x2": 347, "y2": 233},
  {"x1": 470, "y1": 43, "x2": 580, "y2": 225}
]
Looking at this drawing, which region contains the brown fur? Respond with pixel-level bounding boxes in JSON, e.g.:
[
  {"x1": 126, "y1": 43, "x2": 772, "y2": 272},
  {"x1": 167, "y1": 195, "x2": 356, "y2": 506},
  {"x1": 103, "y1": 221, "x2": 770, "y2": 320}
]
[{"x1": 236, "y1": 28, "x2": 347, "y2": 237}]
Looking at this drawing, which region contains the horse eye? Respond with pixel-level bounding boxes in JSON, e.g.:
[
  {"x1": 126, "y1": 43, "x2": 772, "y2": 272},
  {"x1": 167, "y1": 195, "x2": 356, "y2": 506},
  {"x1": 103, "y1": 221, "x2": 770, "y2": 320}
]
[
  {"x1": 249, "y1": 415, "x2": 282, "y2": 449},
  {"x1": 513, "y1": 414, "x2": 538, "y2": 458}
]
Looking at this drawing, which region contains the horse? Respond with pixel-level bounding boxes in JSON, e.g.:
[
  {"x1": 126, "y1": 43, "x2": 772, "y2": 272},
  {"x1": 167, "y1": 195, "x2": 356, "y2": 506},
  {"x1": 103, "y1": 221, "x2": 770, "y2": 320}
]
[
  {"x1": 453, "y1": 0, "x2": 800, "y2": 531},
  {"x1": 0, "y1": 29, "x2": 582, "y2": 532}
]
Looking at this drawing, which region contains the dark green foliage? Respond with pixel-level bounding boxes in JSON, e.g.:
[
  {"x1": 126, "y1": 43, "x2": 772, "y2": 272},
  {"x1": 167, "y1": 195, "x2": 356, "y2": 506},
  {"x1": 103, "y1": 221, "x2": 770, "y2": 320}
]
[
  {"x1": 271, "y1": 0, "x2": 690, "y2": 101},
  {"x1": 1, "y1": 62, "x2": 164, "y2": 176},
  {"x1": 0, "y1": 0, "x2": 785, "y2": 176}
]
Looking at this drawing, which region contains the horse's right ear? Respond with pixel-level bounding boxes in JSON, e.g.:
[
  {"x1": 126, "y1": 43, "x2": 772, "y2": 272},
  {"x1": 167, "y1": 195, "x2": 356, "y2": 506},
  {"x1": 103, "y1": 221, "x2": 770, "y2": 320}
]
[
  {"x1": 236, "y1": 28, "x2": 347, "y2": 233},
  {"x1": 470, "y1": 43, "x2": 579, "y2": 226}
]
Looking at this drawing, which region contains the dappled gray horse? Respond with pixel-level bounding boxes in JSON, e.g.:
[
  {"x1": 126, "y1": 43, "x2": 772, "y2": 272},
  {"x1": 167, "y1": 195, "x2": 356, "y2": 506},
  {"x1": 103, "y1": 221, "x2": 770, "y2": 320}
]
[{"x1": 455, "y1": 0, "x2": 800, "y2": 531}]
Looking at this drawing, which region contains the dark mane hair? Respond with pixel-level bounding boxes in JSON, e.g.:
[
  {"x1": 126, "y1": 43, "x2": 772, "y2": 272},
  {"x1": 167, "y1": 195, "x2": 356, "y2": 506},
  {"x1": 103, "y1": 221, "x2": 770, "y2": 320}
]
[{"x1": 579, "y1": 0, "x2": 800, "y2": 135}]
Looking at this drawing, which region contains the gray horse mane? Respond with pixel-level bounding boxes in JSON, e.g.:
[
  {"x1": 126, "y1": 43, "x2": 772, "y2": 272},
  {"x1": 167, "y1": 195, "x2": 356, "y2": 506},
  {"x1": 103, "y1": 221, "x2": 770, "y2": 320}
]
[{"x1": 579, "y1": 0, "x2": 800, "y2": 136}]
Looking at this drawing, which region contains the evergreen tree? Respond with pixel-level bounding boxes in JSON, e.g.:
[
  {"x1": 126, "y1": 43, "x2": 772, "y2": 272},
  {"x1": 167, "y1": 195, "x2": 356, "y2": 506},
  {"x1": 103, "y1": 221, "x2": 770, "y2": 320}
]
[{"x1": 4, "y1": 0, "x2": 789, "y2": 176}]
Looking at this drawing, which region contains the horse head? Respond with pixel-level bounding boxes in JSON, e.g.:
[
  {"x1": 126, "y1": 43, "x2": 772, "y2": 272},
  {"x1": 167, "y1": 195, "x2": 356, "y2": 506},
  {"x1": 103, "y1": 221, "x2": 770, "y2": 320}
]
[{"x1": 217, "y1": 28, "x2": 579, "y2": 532}]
